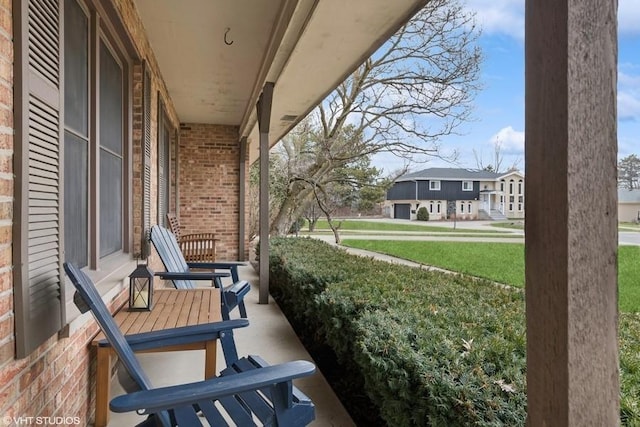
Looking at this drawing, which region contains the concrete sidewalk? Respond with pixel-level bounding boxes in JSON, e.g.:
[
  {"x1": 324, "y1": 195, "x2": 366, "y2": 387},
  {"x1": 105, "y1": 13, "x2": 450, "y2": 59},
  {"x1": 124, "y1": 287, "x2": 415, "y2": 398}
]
[{"x1": 107, "y1": 264, "x2": 355, "y2": 426}]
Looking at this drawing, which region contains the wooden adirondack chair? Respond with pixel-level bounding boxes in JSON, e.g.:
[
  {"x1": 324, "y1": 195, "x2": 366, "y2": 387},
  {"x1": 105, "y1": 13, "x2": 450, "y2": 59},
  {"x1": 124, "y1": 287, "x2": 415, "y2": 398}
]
[
  {"x1": 150, "y1": 225, "x2": 251, "y2": 320},
  {"x1": 166, "y1": 212, "x2": 218, "y2": 262},
  {"x1": 64, "y1": 262, "x2": 316, "y2": 427}
]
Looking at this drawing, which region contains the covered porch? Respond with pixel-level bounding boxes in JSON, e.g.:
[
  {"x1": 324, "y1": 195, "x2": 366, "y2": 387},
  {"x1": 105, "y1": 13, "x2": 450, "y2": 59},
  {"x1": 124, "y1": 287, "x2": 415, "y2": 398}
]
[{"x1": 2, "y1": 0, "x2": 621, "y2": 425}]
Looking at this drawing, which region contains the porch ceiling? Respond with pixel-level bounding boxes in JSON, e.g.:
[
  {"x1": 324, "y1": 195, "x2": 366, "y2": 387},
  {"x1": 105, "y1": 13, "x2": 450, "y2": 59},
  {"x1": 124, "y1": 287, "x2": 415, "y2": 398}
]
[{"x1": 132, "y1": 0, "x2": 427, "y2": 164}]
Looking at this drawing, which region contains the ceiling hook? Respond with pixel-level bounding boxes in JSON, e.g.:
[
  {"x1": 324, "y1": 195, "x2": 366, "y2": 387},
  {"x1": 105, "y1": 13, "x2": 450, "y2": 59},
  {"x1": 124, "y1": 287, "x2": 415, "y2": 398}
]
[{"x1": 224, "y1": 27, "x2": 234, "y2": 45}]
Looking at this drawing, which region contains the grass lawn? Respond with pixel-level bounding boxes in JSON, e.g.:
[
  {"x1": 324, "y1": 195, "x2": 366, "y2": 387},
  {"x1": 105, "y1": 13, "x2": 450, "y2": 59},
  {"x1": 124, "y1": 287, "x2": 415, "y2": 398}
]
[
  {"x1": 491, "y1": 221, "x2": 525, "y2": 230},
  {"x1": 309, "y1": 219, "x2": 505, "y2": 233},
  {"x1": 342, "y1": 239, "x2": 640, "y2": 313}
]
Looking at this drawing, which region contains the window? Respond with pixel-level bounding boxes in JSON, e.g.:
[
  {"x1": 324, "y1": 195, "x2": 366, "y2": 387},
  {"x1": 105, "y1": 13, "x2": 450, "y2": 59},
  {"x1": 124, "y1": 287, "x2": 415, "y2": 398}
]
[
  {"x1": 509, "y1": 180, "x2": 514, "y2": 194},
  {"x1": 437, "y1": 202, "x2": 441, "y2": 214},
  {"x1": 468, "y1": 203, "x2": 472, "y2": 214},
  {"x1": 429, "y1": 201, "x2": 434, "y2": 214},
  {"x1": 518, "y1": 203, "x2": 523, "y2": 211},
  {"x1": 460, "y1": 202, "x2": 464, "y2": 213},
  {"x1": 500, "y1": 180, "x2": 505, "y2": 192},
  {"x1": 429, "y1": 180, "x2": 441, "y2": 191},
  {"x1": 13, "y1": 0, "x2": 132, "y2": 356},
  {"x1": 509, "y1": 203, "x2": 514, "y2": 211},
  {"x1": 462, "y1": 181, "x2": 473, "y2": 191},
  {"x1": 518, "y1": 180, "x2": 523, "y2": 194},
  {"x1": 63, "y1": 1, "x2": 130, "y2": 265},
  {"x1": 64, "y1": 0, "x2": 89, "y2": 267}
]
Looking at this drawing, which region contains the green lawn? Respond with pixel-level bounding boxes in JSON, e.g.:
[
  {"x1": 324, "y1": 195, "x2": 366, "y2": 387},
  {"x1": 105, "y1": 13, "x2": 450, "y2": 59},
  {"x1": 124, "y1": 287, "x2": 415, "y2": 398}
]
[
  {"x1": 309, "y1": 219, "x2": 505, "y2": 233},
  {"x1": 491, "y1": 221, "x2": 525, "y2": 230},
  {"x1": 342, "y1": 239, "x2": 640, "y2": 313}
]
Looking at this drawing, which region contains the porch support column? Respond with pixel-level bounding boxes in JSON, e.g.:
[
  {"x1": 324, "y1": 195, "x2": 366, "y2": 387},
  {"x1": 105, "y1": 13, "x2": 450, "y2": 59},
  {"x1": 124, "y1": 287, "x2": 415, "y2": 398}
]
[
  {"x1": 238, "y1": 136, "x2": 247, "y2": 261},
  {"x1": 525, "y1": 0, "x2": 618, "y2": 425},
  {"x1": 257, "y1": 82, "x2": 274, "y2": 304}
]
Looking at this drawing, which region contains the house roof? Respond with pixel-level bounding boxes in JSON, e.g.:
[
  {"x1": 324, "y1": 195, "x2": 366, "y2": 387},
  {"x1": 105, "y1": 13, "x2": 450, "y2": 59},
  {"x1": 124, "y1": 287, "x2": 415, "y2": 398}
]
[
  {"x1": 618, "y1": 189, "x2": 640, "y2": 203},
  {"x1": 396, "y1": 167, "x2": 521, "y2": 182},
  {"x1": 132, "y1": 0, "x2": 428, "y2": 165}
]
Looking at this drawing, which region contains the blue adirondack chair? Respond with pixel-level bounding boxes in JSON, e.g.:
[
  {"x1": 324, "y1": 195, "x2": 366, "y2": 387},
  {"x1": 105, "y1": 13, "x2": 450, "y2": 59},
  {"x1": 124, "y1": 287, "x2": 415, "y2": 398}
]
[
  {"x1": 64, "y1": 262, "x2": 316, "y2": 426},
  {"x1": 150, "y1": 225, "x2": 251, "y2": 320}
]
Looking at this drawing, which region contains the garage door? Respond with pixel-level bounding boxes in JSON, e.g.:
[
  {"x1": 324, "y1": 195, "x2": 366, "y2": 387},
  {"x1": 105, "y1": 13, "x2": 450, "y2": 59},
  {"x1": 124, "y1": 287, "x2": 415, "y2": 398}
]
[{"x1": 394, "y1": 203, "x2": 411, "y2": 219}]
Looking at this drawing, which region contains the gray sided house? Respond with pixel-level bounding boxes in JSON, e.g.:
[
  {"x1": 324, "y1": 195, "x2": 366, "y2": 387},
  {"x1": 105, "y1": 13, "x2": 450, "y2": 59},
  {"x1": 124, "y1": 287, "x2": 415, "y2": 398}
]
[
  {"x1": 385, "y1": 168, "x2": 525, "y2": 221},
  {"x1": 618, "y1": 189, "x2": 640, "y2": 222}
]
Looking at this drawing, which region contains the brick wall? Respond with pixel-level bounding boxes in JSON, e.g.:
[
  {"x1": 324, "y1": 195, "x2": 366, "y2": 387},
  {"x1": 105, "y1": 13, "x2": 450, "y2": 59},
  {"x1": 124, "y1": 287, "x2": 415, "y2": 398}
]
[
  {"x1": 178, "y1": 124, "x2": 247, "y2": 261},
  {"x1": 0, "y1": 0, "x2": 179, "y2": 424}
]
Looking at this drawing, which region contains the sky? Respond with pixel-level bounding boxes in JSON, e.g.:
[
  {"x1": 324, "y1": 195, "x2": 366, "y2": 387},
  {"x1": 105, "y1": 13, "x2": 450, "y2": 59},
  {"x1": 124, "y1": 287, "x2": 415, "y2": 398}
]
[{"x1": 375, "y1": 0, "x2": 640, "y2": 174}]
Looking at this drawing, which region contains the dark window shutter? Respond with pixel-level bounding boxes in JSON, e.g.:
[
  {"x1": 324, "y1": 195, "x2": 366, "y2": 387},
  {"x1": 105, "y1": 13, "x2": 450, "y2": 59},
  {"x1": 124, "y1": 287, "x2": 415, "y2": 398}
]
[
  {"x1": 13, "y1": 0, "x2": 64, "y2": 357},
  {"x1": 141, "y1": 67, "x2": 151, "y2": 257},
  {"x1": 157, "y1": 100, "x2": 169, "y2": 227}
]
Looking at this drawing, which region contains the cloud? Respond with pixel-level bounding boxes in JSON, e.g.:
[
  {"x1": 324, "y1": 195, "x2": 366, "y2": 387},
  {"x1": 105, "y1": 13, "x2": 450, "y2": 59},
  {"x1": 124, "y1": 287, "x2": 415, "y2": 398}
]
[
  {"x1": 619, "y1": 0, "x2": 640, "y2": 35},
  {"x1": 465, "y1": 0, "x2": 638, "y2": 38},
  {"x1": 464, "y1": 0, "x2": 524, "y2": 40},
  {"x1": 490, "y1": 126, "x2": 525, "y2": 154},
  {"x1": 619, "y1": 70, "x2": 640, "y2": 121},
  {"x1": 619, "y1": 91, "x2": 640, "y2": 121}
]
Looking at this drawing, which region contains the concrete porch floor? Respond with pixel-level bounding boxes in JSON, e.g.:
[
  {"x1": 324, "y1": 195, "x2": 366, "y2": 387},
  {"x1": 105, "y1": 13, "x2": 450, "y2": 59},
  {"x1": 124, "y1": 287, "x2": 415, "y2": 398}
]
[{"x1": 106, "y1": 264, "x2": 355, "y2": 426}]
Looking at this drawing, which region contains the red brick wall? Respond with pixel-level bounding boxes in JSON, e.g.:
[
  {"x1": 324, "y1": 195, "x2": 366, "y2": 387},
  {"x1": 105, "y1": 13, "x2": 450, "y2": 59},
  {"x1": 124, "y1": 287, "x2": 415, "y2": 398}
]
[
  {"x1": 1, "y1": 0, "x2": 179, "y2": 424},
  {"x1": 178, "y1": 124, "x2": 246, "y2": 261}
]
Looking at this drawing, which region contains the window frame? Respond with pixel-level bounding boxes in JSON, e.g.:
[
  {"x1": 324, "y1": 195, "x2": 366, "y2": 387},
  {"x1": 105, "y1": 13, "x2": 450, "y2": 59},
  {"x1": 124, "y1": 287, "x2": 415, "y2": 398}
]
[
  {"x1": 429, "y1": 180, "x2": 441, "y2": 191},
  {"x1": 462, "y1": 181, "x2": 473, "y2": 191}
]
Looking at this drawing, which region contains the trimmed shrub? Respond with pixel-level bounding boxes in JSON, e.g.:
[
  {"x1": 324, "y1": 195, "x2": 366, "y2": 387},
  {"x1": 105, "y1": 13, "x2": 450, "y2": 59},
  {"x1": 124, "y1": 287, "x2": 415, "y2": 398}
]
[
  {"x1": 269, "y1": 237, "x2": 640, "y2": 426},
  {"x1": 416, "y1": 206, "x2": 429, "y2": 221}
]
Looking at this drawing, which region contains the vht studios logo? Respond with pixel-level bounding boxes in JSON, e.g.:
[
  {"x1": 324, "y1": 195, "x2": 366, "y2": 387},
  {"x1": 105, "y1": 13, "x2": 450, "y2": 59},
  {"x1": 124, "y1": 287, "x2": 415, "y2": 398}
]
[{"x1": 2, "y1": 416, "x2": 81, "y2": 426}]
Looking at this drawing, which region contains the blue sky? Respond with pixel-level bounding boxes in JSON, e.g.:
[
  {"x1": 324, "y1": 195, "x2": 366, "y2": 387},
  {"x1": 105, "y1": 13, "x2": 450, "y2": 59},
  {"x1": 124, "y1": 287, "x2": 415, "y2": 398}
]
[{"x1": 377, "y1": 0, "x2": 640, "y2": 173}]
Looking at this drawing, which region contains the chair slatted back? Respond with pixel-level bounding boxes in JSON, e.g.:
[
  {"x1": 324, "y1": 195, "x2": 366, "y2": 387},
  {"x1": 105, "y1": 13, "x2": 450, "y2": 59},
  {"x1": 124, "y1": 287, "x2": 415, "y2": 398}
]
[
  {"x1": 63, "y1": 263, "x2": 173, "y2": 427},
  {"x1": 150, "y1": 226, "x2": 195, "y2": 289},
  {"x1": 166, "y1": 212, "x2": 181, "y2": 241}
]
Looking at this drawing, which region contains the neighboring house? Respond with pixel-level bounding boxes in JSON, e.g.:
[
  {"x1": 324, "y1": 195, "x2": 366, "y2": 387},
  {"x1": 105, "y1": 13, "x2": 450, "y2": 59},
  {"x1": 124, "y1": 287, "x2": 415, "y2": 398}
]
[
  {"x1": 385, "y1": 168, "x2": 525, "y2": 221},
  {"x1": 618, "y1": 189, "x2": 640, "y2": 222}
]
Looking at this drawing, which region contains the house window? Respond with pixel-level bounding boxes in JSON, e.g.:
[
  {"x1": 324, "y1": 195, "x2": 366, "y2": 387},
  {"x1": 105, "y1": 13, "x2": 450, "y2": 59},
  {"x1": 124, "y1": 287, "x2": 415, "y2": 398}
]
[
  {"x1": 63, "y1": 1, "x2": 130, "y2": 265},
  {"x1": 462, "y1": 181, "x2": 473, "y2": 191},
  {"x1": 468, "y1": 203, "x2": 472, "y2": 214},
  {"x1": 429, "y1": 201, "x2": 434, "y2": 214},
  {"x1": 509, "y1": 203, "x2": 514, "y2": 211},
  {"x1": 429, "y1": 180, "x2": 441, "y2": 191},
  {"x1": 500, "y1": 180, "x2": 505, "y2": 192},
  {"x1": 518, "y1": 180, "x2": 523, "y2": 194},
  {"x1": 518, "y1": 203, "x2": 523, "y2": 211},
  {"x1": 509, "y1": 180, "x2": 514, "y2": 194},
  {"x1": 460, "y1": 202, "x2": 464, "y2": 213},
  {"x1": 437, "y1": 202, "x2": 441, "y2": 214}
]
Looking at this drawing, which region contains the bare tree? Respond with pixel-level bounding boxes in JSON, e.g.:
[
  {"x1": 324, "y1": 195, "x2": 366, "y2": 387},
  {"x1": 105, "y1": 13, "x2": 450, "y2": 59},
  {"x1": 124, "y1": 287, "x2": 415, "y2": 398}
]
[
  {"x1": 269, "y1": 0, "x2": 482, "y2": 235},
  {"x1": 619, "y1": 154, "x2": 640, "y2": 190}
]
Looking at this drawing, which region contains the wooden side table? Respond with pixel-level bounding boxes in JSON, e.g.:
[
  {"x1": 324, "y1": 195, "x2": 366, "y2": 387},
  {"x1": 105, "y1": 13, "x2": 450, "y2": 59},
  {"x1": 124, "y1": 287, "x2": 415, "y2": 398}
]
[{"x1": 91, "y1": 288, "x2": 221, "y2": 427}]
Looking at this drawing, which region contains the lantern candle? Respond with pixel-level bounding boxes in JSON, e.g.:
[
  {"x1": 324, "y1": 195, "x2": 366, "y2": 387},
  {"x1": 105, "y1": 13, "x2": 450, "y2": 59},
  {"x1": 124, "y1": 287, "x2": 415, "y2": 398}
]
[{"x1": 129, "y1": 263, "x2": 154, "y2": 311}]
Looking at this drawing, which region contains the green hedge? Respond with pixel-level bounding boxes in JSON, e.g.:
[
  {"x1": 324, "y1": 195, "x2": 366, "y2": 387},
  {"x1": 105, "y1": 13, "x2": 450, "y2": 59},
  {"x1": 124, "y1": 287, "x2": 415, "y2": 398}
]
[{"x1": 268, "y1": 237, "x2": 640, "y2": 426}]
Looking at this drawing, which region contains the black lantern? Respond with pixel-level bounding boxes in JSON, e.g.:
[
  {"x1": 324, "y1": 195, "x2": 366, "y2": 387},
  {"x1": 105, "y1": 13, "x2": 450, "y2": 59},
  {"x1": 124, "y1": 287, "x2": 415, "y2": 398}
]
[{"x1": 129, "y1": 262, "x2": 154, "y2": 311}]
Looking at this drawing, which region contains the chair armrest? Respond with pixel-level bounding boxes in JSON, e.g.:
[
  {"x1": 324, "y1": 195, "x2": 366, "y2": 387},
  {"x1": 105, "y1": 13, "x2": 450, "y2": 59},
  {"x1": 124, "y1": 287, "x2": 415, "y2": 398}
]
[
  {"x1": 187, "y1": 261, "x2": 247, "y2": 282},
  {"x1": 187, "y1": 261, "x2": 246, "y2": 269},
  {"x1": 155, "y1": 271, "x2": 230, "y2": 281},
  {"x1": 97, "y1": 319, "x2": 249, "y2": 350},
  {"x1": 109, "y1": 360, "x2": 316, "y2": 414}
]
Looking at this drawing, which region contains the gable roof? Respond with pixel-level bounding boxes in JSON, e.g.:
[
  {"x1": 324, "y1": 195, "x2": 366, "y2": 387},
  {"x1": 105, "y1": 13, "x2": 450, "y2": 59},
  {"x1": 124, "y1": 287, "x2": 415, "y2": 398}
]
[
  {"x1": 396, "y1": 167, "x2": 522, "y2": 182},
  {"x1": 618, "y1": 189, "x2": 640, "y2": 203}
]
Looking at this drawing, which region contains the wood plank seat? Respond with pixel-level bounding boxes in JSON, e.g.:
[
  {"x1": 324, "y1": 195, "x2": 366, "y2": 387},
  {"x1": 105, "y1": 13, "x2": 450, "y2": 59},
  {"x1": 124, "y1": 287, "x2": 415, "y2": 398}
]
[{"x1": 64, "y1": 262, "x2": 316, "y2": 426}]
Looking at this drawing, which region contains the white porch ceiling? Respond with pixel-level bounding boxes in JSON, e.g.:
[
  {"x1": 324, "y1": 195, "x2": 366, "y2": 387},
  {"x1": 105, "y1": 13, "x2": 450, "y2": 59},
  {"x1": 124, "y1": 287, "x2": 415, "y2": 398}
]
[{"x1": 133, "y1": 0, "x2": 428, "y2": 164}]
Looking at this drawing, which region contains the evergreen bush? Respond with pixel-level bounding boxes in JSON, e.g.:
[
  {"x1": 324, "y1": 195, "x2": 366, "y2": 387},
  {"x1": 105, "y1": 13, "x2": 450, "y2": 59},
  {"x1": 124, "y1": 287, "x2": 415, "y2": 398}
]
[
  {"x1": 416, "y1": 206, "x2": 429, "y2": 221},
  {"x1": 269, "y1": 237, "x2": 640, "y2": 426}
]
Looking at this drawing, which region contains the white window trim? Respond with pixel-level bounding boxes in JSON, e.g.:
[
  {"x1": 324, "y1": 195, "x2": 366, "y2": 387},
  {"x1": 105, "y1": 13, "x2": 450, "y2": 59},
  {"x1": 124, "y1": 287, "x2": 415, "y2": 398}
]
[
  {"x1": 462, "y1": 181, "x2": 473, "y2": 191},
  {"x1": 429, "y1": 180, "x2": 441, "y2": 191}
]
